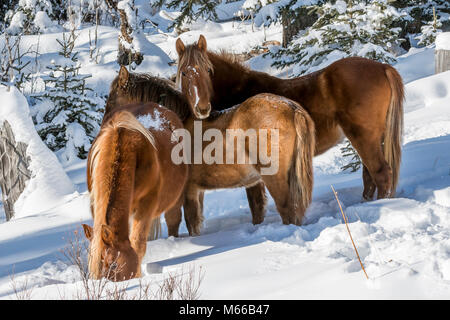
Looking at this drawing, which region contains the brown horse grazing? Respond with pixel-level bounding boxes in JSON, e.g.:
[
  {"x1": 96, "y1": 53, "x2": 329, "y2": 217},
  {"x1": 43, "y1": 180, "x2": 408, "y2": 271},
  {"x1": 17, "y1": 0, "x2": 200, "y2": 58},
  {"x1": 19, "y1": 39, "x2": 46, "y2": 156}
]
[
  {"x1": 82, "y1": 101, "x2": 187, "y2": 281},
  {"x1": 176, "y1": 35, "x2": 404, "y2": 202},
  {"x1": 106, "y1": 67, "x2": 315, "y2": 236}
]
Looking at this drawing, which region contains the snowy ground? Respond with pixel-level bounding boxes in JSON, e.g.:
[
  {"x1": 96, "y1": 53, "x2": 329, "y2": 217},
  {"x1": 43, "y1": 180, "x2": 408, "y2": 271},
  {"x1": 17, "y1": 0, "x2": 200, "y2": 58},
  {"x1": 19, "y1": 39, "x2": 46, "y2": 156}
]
[{"x1": 0, "y1": 22, "x2": 450, "y2": 300}]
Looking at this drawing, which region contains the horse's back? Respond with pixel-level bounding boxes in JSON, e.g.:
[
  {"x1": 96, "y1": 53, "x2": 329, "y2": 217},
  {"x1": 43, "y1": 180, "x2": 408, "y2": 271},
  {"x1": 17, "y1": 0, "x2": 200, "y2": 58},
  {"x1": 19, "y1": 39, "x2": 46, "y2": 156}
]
[{"x1": 98, "y1": 101, "x2": 187, "y2": 212}]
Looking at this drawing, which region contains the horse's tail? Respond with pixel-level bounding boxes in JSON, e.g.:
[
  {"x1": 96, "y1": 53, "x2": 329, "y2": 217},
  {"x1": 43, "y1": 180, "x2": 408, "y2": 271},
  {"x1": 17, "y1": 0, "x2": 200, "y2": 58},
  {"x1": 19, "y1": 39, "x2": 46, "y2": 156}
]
[
  {"x1": 87, "y1": 111, "x2": 158, "y2": 278},
  {"x1": 384, "y1": 66, "x2": 404, "y2": 196},
  {"x1": 289, "y1": 107, "x2": 316, "y2": 223},
  {"x1": 148, "y1": 216, "x2": 162, "y2": 241}
]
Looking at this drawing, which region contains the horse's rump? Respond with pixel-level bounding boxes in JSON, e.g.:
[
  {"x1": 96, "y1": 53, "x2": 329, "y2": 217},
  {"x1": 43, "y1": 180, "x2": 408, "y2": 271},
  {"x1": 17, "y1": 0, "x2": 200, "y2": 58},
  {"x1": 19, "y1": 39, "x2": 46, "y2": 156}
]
[{"x1": 87, "y1": 110, "x2": 156, "y2": 278}]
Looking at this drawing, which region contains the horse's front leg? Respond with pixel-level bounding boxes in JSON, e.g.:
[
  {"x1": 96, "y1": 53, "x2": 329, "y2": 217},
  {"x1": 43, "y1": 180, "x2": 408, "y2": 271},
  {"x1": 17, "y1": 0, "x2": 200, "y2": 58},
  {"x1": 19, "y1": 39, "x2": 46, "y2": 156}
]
[
  {"x1": 165, "y1": 194, "x2": 185, "y2": 237},
  {"x1": 183, "y1": 185, "x2": 204, "y2": 236}
]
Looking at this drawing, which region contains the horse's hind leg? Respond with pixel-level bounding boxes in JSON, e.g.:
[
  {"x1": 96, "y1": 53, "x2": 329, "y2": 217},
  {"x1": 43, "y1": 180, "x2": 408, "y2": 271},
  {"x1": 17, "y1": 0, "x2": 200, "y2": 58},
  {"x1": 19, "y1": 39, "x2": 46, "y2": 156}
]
[
  {"x1": 183, "y1": 185, "x2": 204, "y2": 236},
  {"x1": 263, "y1": 175, "x2": 300, "y2": 225},
  {"x1": 344, "y1": 130, "x2": 392, "y2": 199},
  {"x1": 362, "y1": 165, "x2": 376, "y2": 201},
  {"x1": 245, "y1": 182, "x2": 267, "y2": 225}
]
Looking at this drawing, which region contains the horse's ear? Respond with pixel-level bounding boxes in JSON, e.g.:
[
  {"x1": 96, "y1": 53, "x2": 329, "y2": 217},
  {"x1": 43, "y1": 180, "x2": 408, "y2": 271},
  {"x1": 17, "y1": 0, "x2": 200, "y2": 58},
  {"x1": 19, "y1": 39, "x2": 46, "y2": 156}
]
[
  {"x1": 197, "y1": 35, "x2": 207, "y2": 52},
  {"x1": 82, "y1": 224, "x2": 93, "y2": 241},
  {"x1": 101, "y1": 224, "x2": 115, "y2": 246},
  {"x1": 118, "y1": 65, "x2": 129, "y2": 88},
  {"x1": 176, "y1": 38, "x2": 185, "y2": 56}
]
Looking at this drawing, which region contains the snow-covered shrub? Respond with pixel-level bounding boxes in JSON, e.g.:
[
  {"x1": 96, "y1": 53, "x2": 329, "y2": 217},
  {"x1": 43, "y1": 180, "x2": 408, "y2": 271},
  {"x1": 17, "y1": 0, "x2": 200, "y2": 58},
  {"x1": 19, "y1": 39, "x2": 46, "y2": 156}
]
[
  {"x1": 65, "y1": 0, "x2": 121, "y2": 29},
  {"x1": 415, "y1": 18, "x2": 442, "y2": 47},
  {"x1": 0, "y1": 33, "x2": 33, "y2": 92},
  {"x1": 5, "y1": 0, "x2": 57, "y2": 35},
  {"x1": 269, "y1": 0, "x2": 402, "y2": 76},
  {"x1": 31, "y1": 32, "x2": 104, "y2": 163}
]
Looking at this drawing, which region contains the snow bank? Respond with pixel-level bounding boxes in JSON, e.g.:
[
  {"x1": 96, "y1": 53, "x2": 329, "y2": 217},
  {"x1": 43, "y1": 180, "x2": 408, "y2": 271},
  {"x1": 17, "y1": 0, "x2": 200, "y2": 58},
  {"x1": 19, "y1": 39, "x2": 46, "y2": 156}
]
[
  {"x1": 0, "y1": 86, "x2": 75, "y2": 218},
  {"x1": 404, "y1": 69, "x2": 450, "y2": 113},
  {"x1": 436, "y1": 32, "x2": 450, "y2": 51}
]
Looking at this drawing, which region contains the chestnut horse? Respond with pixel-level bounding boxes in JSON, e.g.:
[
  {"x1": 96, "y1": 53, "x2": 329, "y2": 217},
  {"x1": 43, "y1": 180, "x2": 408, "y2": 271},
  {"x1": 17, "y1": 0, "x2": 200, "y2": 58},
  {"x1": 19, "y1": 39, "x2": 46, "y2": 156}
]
[
  {"x1": 176, "y1": 35, "x2": 404, "y2": 203},
  {"x1": 106, "y1": 67, "x2": 316, "y2": 236},
  {"x1": 82, "y1": 99, "x2": 187, "y2": 281}
]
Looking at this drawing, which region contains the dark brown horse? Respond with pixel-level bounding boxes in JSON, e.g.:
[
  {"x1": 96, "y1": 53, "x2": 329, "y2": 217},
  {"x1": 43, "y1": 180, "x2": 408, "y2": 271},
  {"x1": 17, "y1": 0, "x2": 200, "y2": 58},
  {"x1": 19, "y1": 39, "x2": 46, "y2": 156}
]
[
  {"x1": 82, "y1": 98, "x2": 188, "y2": 280},
  {"x1": 106, "y1": 67, "x2": 316, "y2": 236},
  {"x1": 176, "y1": 35, "x2": 404, "y2": 202}
]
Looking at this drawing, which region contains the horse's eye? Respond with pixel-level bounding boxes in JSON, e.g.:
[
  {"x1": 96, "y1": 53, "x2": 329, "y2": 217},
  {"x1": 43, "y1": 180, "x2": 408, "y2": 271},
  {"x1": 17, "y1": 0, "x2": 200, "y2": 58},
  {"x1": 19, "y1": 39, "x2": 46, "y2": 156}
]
[
  {"x1": 208, "y1": 68, "x2": 212, "y2": 74},
  {"x1": 181, "y1": 71, "x2": 186, "y2": 76}
]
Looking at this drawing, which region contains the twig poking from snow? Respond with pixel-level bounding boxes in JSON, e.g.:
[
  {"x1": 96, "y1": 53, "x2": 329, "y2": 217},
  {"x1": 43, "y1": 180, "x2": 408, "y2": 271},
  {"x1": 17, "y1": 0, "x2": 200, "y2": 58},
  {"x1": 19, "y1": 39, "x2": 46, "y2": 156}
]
[{"x1": 331, "y1": 185, "x2": 369, "y2": 280}]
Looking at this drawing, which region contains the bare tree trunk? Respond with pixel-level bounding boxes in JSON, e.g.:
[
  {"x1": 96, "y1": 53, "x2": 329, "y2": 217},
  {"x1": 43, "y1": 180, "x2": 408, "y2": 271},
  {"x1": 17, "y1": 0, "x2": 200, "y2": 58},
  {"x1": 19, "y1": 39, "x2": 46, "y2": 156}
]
[
  {"x1": 117, "y1": 8, "x2": 143, "y2": 66},
  {"x1": 280, "y1": 7, "x2": 317, "y2": 48},
  {"x1": 0, "y1": 120, "x2": 31, "y2": 221}
]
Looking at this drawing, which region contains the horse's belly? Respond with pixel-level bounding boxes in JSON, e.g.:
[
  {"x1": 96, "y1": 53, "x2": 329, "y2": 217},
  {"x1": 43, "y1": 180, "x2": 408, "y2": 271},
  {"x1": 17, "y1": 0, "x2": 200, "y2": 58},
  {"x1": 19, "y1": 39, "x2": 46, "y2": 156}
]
[
  {"x1": 315, "y1": 124, "x2": 344, "y2": 156},
  {"x1": 191, "y1": 164, "x2": 260, "y2": 190}
]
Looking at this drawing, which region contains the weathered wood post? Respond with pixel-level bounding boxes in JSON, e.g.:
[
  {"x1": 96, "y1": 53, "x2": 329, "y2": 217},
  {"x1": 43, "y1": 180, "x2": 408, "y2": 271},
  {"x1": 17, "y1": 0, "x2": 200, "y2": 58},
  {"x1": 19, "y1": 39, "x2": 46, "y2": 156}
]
[
  {"x1": 435, "y1": 32, "x2": 450, "y2": 74},
  {"x1": 0, "y1": 120, "x2": 31, "y2": 221}
]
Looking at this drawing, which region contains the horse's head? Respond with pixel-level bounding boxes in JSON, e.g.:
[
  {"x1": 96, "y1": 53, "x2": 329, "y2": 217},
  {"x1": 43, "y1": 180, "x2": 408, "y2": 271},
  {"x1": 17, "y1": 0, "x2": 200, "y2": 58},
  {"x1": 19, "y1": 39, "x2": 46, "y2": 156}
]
[
  {"x1": 176, "y1": 35, "x2": 213, "y2": 119},
  {"x1": 105, "y1": 66, "x2": 134, "y2": 111},
  {"x1": 82, "y1": 224, "x2": 139, "y2": 281}
]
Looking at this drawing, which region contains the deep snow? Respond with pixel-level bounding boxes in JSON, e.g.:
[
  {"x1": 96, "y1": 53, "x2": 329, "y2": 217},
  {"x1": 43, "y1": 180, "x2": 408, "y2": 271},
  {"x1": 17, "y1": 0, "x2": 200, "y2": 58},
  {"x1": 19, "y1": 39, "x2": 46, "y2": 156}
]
[{"x1": 0, "y1": 21, "x2": 449, "y2": 300}]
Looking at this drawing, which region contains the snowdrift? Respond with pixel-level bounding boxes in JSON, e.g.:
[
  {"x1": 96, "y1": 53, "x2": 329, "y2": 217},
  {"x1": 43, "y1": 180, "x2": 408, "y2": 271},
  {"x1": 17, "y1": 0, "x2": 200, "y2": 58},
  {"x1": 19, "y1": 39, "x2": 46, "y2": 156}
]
[{"x1": 0, "y1": 86, "x2": 75, "y2": 218}]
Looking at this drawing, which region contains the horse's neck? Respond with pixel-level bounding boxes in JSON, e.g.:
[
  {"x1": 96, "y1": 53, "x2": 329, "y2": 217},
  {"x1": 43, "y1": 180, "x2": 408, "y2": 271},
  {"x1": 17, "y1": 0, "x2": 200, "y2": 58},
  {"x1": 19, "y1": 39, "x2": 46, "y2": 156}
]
[{"x1": 210, "y1": 56, "x2": 310, "y2": 109}]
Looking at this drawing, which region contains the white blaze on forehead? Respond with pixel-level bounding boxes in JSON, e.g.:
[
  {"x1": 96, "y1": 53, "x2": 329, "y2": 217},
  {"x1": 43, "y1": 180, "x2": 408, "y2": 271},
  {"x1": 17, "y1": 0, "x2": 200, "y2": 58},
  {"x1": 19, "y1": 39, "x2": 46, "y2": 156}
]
[
  {"x1": 193, "y1": 85, "x2": 200, "y2": 108},
  {"x1": 137, "y1": 109, "x2": 168, "y2": 131}
]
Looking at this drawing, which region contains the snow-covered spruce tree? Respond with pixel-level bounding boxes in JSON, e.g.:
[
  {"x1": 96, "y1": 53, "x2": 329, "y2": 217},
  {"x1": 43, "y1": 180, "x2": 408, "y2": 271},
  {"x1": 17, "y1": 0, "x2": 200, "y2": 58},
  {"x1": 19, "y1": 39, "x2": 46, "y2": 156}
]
[
  {"x1": 32, "y1": 32, "x2": 103, "y2": 163},
  {"x1": 270, "y1": 0, "x2": 402, "y2": 76},
  {"x1": 415, "y1": 12, "x2": 442, "y2": 47},
  {"x1": 152, "y1": 0, "x2": 220, "y2": 31},
  {"x1": 248, "y1": 0, "x2": 321, "y2": 47},
  {"x1": 391, "y1": 0, "x2": 450, "y2": 49}
]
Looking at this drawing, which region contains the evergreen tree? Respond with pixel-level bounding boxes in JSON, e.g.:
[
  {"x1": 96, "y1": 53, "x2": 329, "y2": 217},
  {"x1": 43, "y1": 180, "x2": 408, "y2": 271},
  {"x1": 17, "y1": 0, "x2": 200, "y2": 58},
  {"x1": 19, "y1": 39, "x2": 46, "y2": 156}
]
[
  {"x1": 391, "y1": 0, "x2": 450, "y2": 49},
  {"x1": 415, "y1": 14, "x2": 442, "y2": 47},
  {"x1": 32, "y1": 32, "x2": 103, "y2": 163},
  {"x1": 269, "y1": 0, "x2": 402, "y2": 76},
  {"x1": 340, "y1": 140, "x2": 362, "y2": 172},
  {"x1": 152, "y1": 0, "x2": 220, "y2": 31}
]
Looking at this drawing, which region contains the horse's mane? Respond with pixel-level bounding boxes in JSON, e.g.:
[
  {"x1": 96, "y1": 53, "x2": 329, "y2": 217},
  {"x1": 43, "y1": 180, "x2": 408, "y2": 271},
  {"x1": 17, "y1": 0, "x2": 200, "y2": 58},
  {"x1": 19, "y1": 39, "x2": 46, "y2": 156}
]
[
  {"x1": 209, "y1": 49, "x2": 250, "y2": 73},
  {"x1": 109, "y1": 72, "x2": 191, "y2": 122}
]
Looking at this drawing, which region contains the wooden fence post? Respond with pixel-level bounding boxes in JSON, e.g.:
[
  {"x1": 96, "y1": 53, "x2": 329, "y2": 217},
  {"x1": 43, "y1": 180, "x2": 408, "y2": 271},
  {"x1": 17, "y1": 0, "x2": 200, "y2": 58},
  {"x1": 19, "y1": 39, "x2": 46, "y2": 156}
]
[{"x1": 435, "y1": 33, "x2": 450, "y2": 74}]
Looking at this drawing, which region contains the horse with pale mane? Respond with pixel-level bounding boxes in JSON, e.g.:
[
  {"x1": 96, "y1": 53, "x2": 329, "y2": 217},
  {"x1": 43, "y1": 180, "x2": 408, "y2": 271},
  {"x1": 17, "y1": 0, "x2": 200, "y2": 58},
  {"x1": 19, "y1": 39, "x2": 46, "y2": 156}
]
[{"x1": 82, "y1": 89, "x2": 188, "y2": 281}]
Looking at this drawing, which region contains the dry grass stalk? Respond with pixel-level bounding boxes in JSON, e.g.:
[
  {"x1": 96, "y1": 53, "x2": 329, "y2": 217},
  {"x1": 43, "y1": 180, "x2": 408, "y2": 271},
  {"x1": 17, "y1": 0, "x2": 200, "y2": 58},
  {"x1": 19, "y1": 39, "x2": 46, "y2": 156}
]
[
  {"x1": 9, "y1": 268, "x2": 33, "y2": 300},
  {"x1": 59, "y1": 227, "x2": 204, "y2": 300},
  {"x1": 331, "y1": 185, "x2": 369, "y2": 280}
]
